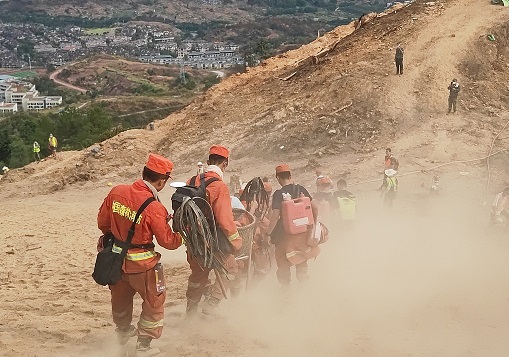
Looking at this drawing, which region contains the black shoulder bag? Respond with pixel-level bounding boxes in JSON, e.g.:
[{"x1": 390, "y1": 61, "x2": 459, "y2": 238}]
[{"x1": 92, "y1": 197, "x2": 156, "y2": 286}]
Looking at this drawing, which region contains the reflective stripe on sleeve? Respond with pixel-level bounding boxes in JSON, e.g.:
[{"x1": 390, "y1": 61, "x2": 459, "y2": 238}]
[{"x1": 227, "y1": 231, "x2": 240, "y2": 242}]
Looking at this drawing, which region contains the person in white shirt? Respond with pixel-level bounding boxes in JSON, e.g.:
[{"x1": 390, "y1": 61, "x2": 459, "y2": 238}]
[{"x1": 197, "y1": 162, "x2": 205, "y2": 175}]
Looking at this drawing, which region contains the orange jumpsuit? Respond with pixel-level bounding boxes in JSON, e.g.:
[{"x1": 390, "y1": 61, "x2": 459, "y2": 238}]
[
  {"x1": 97, "y1": 179, "x2": 182, "y2": 339},
  {"x1": 185, "y1": 172, "x2": 241, "y2": 306}
]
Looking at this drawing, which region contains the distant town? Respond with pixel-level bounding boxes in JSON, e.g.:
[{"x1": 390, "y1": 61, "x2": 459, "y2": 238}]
[{"x1": 0, "y1": 22, "x2": 244, "y2": 70}]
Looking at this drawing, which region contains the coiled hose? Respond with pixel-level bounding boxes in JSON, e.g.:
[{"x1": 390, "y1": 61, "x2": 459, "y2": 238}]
[
  {"x1": 173, "y1": 196, "x2": 227, "y2": 275},
  {"x1": 240, "y1": 177, "x2": 270, "y2": 220}
]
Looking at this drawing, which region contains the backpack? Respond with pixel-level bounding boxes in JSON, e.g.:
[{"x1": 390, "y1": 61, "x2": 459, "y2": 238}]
[
  {"x1": 390, "y1": 157, "x2": 399, "y2": 170},
  {"x1": 337, "y1": 197, "x2": 356, "y2": 221},
  {"x1": 171, "y1": 174, "x2": 218, "y2": 213},
  {"x1": 171, "y1": 174, "x2": 234, "y2": 256}
]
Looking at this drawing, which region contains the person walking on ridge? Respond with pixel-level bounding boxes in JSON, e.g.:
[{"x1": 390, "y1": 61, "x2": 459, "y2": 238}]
[
  {"x1": 447, "y1": 78, "x2": 461, "y2": 114},
  {"x1": 33, "y1": 141, "x2": 41, "y2": 161},
  {"x1": 395, "y1": 43, "x2": 404, "y2": 75},
  {"x1": 48, "y1": 134, "x2": 58, "y2": 159}
]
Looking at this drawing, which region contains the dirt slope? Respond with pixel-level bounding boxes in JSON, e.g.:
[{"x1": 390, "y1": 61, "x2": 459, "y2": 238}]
[
  {"x1": 2, "y1": 1, "x2": 509, "y2": 356},
  {"x1": 4, "y1": 0, "x2": 508, "y2": 197}
]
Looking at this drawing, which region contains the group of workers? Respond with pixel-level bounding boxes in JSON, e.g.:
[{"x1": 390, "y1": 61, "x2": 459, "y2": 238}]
[
  {"x1": 32, "y1": 134, "x2": 58, "y2": 162},
  {"x1": 393, "y1": 44, "x2": 461, "y2": 114},
  {"x1": 97, "y1": 145, "x2": 356, "y2": 355},
  {"x1": 98, "y1": 143, "x2": 509, "y2": 356}
]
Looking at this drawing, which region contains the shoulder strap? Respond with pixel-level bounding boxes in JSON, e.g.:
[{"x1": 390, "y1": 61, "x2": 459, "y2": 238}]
[
  {"x1": 204, "y1": 177, "x2": 220, "y2": 187},
  {"x1": 125, "y1": 197, "x2": 156, "y2": 247},
  {"x1": 190, "y1": 174, "x2": 199, "y2": 187},
  {"x1": 291, "y1": 184, "x2": 301, "y2": 199}
]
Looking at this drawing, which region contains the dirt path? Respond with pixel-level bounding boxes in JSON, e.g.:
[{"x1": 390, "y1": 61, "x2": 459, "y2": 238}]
[{"x1": 49, "y1": 67, "x2": 88, "y2": 93}]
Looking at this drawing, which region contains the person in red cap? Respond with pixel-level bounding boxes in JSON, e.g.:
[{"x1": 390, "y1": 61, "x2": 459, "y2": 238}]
[
  {"x1": 97, "y1": 153, "x2": 182, "y2": 354},
  {"x1": 185, "y1": 145, "x2": 242, "y2": 315},
  {"x1": 314, "y1": 175, "x2": 338, "y2": 225},
  {"x1": 266, "y1": 163, "x2": 319, "y2": 285}
]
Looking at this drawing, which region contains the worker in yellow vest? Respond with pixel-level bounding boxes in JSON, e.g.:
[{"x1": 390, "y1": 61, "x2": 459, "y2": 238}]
[
  {"x1": 33, "y1": 141, "x2": 41, "y2": 161},
  {"x1": 48, "y1": 134, "x2": 58, "y2": 159}
]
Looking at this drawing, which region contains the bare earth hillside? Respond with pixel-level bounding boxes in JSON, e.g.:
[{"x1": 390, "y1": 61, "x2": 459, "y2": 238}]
[{"x1": 2, "y1": 1, "x2": 509, "y2": 356}]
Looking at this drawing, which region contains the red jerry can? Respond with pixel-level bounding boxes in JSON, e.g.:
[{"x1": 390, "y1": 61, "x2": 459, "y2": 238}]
[{"x1": 281, "y1": 196, "x2": 314, "y2": 235}]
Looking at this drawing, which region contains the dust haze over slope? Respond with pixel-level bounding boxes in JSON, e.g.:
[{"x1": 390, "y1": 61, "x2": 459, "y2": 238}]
[{"x1": 2, "y1": 0, "x2": 509, "y2": 356}]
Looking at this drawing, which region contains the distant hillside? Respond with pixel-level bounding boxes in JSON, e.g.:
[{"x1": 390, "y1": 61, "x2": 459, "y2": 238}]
[
  {"x1": 2, "y1": 0, "x2": 387, "y2": 21},
  {"x1": 0, "y1": 0, "x2": 388, "y2": 65}
]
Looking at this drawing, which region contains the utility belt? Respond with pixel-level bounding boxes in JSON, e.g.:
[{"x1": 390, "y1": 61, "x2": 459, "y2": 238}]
[
  {"x1": 113, "y1": 238, "x2": 155, "y2": 250},
  {"x1": 113, "y1": 238, "x2": 156, "y2": 262}
]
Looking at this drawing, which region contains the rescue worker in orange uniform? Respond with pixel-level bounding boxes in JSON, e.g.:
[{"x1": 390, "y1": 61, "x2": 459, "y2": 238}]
[
  {"x1": 185, "y1": 145, "x2": 242, "y2": 315},
  {"x1": 266, "y1": 164, "x2": 319, "y2": 285},
  {"x1": 97, "y1": 153, "x2": 182, "y2": 354}
]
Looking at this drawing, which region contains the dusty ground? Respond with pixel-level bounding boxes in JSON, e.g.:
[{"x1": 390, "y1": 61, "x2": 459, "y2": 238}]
[{"x1": 2, "y1": 0, "x2": 509, "y2": 356}]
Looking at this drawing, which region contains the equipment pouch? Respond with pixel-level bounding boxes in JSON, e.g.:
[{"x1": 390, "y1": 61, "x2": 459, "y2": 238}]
[
  {"x1": 96, "y1": 231, "x2": 115, "y2": 252},
  {"x1": 92, "y1": 243, "x2": 126, "y2": 286}
]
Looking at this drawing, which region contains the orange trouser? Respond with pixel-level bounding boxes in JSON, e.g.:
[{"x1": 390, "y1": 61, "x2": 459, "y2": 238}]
[
  {"x1": 274, "y1": 242, "x2": 308, "y2": 285},
  {"x1": 110, "y1": 267, "x2": 165, "y2": 339},
  {"x1": 186, "y1": 251, "x2": 238, "y2": 303}
]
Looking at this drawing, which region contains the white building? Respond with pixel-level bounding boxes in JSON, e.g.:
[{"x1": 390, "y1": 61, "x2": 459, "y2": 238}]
[
  {"x1": 44, "y1": 96, "x2": 63, "y2": 108},
  {"x1": 0, "y1": 102, "x2": 17, "y2": 113},
  {"x1": 0, "y1": 79, "x2": 63, "y2": 112}
]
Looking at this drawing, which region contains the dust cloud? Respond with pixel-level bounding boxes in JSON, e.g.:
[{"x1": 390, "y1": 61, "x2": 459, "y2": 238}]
[
  {"x1": 152, "y1": 173, "x2": 509, "y2": 357},
  {"x1": 36, "y1": 172, "x2": 509, "y2": 357}
]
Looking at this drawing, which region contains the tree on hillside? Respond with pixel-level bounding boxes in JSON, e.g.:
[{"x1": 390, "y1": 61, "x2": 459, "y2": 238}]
[
  {"x1": 46, "y1": 64, "x2": 56, "y2": 74},
  {"x1": 8, "y1": 132, "x2": 31, "y2": 168},
  {"x1": 255, "y1": 38, "x2": 271, "y2": 59}
]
